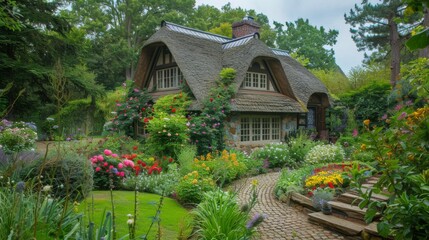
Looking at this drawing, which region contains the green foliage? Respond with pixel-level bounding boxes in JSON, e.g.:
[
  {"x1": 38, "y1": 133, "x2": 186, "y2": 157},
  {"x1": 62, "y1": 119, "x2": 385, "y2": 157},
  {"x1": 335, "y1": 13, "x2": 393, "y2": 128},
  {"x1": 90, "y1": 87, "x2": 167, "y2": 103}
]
[
  {"x1": 189, "y1": 68, "x2": 236, "y2": 155},
  {"x1": 0, "y1": 120, "x2": 37, "y2": 154},
  {"x1": 175, "y1": 171, "x2": 216, "y2": 205},
  {"x1": 123, "y1": 164, "x2": 181, "y2": 196},
  {"x1": 400, "y1": 58, "x2": 429, "y2": 104},
  {"x1": 275, "y1": 166, "x2": 313, "y2": 198},
  {"x1": 311, "y1": 188, "x2": 334, "y2": 210},
  {"x1": 110, "y1": 86, "x2": 153, "y2": 138},
  {"x1": 50, "y1": 98, "x2": 106, "y2": 137},
  {"x1": 96, "y1": 134, "x2": 141, "y2": 155},
  {"x1": 310, "y1": 69, "x2": 350, "y2": 95},
  {"x1": 340, "y1": 82, "x2": 392, "y2": 124},
  {"x1": 251, "y1": 143, "x2": 291, "y2": 168},
  {"x1": 152, "y1": 92, "x2": 190, "y2": 116},
  {"x1": 177, "y1": 145, "x2": 197, "y2": 176},
  {"x1": 192, "y1": 189, "x2": 257, "y2": 240},
  {"x1": 355, "y1": 104, "x2": 429, "y2": 238},
  {"x1": 304, "y1": 144, "x2": 345, "y2": 165},
  {"x1": 146, "y1": 112, "x2": 189, "y2": 159},
  {"x1": 25, "y1": 149, "x2": 94, "y2": 201},
  {"x1": 347, "y1": 62, "x2": 390, "y2": 90},
  {"x1": 0, "y1": 188, "x2": 81, "y2": 240},
  {"x1": 274, "y1": 18, "x2": 338, "y2": 70},
  {"x1": 286, "y1": 130, "x2": 320, "y2": 165}
]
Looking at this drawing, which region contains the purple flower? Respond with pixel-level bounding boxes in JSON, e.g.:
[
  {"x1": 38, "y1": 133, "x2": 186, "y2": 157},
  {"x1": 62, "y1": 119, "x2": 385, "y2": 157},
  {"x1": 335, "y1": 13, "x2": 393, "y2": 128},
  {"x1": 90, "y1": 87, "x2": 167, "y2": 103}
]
[
  {"x1": 397, "y1": 112, "x2": 407, "y2": 120},
  {"x1": 381, "y1": 114, "x2": 388, "y2": 120},
  {"x1": 352, "y1": 129, "x2": 358, "y2": 137},
  {"x1": 395, "y1": 104, "x2": 403, "y2": 111},
  {"x1": 246, "y1": 213, "x2": 266, "y2": 229}
]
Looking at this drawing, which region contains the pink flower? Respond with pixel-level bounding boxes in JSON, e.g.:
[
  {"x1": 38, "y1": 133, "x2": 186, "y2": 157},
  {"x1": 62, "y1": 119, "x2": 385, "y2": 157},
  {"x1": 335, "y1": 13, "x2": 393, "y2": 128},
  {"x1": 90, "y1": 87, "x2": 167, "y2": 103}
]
[
  {"x1": 111, "y1": 153, "x2": 118, "y2": 158},
  {"x1": 118, "y1": 163, "x2": 124, "y2": 169},
  {"x1": 95, "y1": 167, "x2": 101, "y2": 172},
  {"x1": 97, "y1": 155, "x2": 104, "y2": 161},
  {"x1": 381, "y1": 114, "x2": 388, "y2": 120},
  {"x1": 398, "y1": 112, "x2": 407, "y2": 120},
  {"x1": 352, "y1": 129, "x2": 358, "y2": 137},
  {"x1": 395, "y1": 104, "x2": 403, "y2": 111},
  {"x1": 103, "y1": 162, "x2": 108, "y2": 167},
  {"x1": 109, "y1": 165, "x2": 114, "y2": 169},
  {"x1": 104, "y1": 149, "x2": 112, "y2": 156},
  {"x1": 119, "y1": 171, "x2": 125, "y2": 177},
  {"x1": 123, "y1": 159, "x2": 135, "y2": 168}
]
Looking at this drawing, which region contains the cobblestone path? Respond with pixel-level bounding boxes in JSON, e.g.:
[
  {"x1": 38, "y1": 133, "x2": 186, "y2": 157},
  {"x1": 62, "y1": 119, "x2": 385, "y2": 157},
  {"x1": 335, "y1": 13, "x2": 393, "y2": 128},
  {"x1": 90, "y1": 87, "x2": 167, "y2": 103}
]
[{"x1": 229, "y1": 172, "x2": 358, "y2": 240}]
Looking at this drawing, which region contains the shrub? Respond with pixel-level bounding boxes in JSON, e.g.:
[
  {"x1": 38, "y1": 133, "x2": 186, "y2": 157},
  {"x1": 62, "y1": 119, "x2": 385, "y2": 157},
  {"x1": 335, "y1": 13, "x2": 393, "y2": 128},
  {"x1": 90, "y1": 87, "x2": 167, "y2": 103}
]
[
  {"x1": 311, "y1": 188, "x2": 335, "y2": 210},
  {"x1": 177, "y1": 145, "x2": 197, "y2": 176},
  {"x1": 175, "y1": 171, "x2": 216, "y2": 205},
  {"x1": 25, "y1": 149, "x2": 93, "y2": 201},
  {"x1": 275, "y1": 166, "x2": 315, "y2": 199},
  {"x1": 96, "y1": 133, "x2": 142, "y2": 155},
  {"x1": 232, "y1": 149, "x2": 266, "y2": 176},
  {"x1": 251, "y1": 143, "x2": 291, "y2": 168},
  {"x1": 287, "y1": 130, "x2": 320, "y2": 165},
  {"x1": 304, "y1": 144, "x2": 345, "y2": 165},
  {"x1": 146, "y1": 112, "x2": 189, "y2": 159},
  {"x1": 0, "y1": 119, "x2": 37, "y2": 154},
  {"x1": 123, "y1": 164, "x2": 180, "y2": 196},
  {"x1": 192, "y1": 189, "x2": 256, "y2": 240}
]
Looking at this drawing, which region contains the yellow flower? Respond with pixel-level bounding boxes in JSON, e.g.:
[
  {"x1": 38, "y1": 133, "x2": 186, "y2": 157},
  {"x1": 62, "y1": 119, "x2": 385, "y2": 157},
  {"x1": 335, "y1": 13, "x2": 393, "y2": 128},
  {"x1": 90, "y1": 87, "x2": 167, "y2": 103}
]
[
  {"x1": 251, "y1": 179, "x2": 258, "y2": 186},
  {"x1": 361, "y1": 144, "x2": 366, "y2": 151},
  {"x1": 205, "y1": 167, "x2": 210, "y2": 171},
  {"x1": 194, "y1": 158, "x2": 199, "y2": 163},
  {"x1": 183, "y1": 175, "x2": 188, "y2": 180},
  {"x1": 201, "y1": 163, "x2": 206, "y2": 167},
  {"x1": 192, "y1": 179, "x2": 198, "y2": 185},
  {"x1": 192, "y1": 171, "x2": 199, "y2": 177},
  {"x1": 408, "y1": 154, "x2": 415, "y2": 161},
  {"x1": 363, "y1": 119, "x2": 370, "y2": 126}
]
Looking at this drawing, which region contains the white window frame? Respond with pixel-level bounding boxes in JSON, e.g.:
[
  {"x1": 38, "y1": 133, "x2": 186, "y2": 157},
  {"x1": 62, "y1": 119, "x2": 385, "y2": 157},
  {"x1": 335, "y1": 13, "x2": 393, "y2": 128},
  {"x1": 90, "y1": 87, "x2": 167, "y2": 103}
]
[
  {"x1": 156, "y1": 66, "x2": 183, "y2": 90},
  {"x1": 240, "y1": 116, "x2": 281, "y2": 143},
  {"x1": 243, "y1": 72, "x2": 268, "y2": 90}
]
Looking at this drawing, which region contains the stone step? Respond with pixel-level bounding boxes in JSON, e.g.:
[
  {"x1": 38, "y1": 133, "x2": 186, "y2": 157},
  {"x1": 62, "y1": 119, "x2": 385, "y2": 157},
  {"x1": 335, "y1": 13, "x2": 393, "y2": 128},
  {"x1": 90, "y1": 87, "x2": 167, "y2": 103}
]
[
  {"x1": 349, "y1": 189, "x2": 390, "y2": 202},
  {"x1": 329, "y1": 201, "x2": 368, "y2": 221},
  {"x1": 336, "y1": 192, "x2": 365, "y2": 206},
  {"x1": 363, "y1": 221, "x2": 394, "y2": 239},
  {"x1": 308, "y1": 212, "x2": 366, "y2": 236}
]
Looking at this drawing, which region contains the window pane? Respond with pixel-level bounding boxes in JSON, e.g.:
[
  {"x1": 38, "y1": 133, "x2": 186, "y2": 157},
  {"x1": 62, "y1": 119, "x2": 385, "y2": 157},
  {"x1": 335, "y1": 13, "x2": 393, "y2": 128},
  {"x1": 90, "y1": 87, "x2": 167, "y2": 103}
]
[
  {"x1": 245, "y1": 73, "x2": 252, "y2": 87},
  {"x1": 271, "y1": 117, "x2": 280, "y2": 140},
  {"x1": 253, "y1": 73, "x2": 258, "y2": 88},
  {"x1": 260, "y1": 74, "x2": 266, "y2": 89},
  {"x1": 252, "y1": 117, "x2": 261, "y2": 141},
  {"x1": 262, "y1": 118, "x2": 270, "y2": 140},
  {"x1": 241, "y1": 117, "x2": 250, "y2": 142},
  {"x1": 157, "y1": 71, "x2": 163, "y2": 88}
]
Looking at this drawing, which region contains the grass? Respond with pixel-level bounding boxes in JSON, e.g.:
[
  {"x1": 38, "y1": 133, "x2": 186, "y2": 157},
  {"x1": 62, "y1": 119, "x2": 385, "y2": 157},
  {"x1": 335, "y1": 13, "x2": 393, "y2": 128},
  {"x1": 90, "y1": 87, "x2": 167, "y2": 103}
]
[{"x1": 79, "y1": 191, "x2": 192, "y2": 239}]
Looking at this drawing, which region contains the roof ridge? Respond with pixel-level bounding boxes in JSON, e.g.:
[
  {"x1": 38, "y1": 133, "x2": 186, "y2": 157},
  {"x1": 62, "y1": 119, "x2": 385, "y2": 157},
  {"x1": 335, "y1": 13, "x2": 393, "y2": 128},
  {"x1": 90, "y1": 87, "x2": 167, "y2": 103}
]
[
  {"x1": 161, "y1": 21, "x2": 231, "y2": 42},
  {"x1": 222, "y1": 33, "x2": 259, "y2": 45},
  {"x1": 271, "y1": 48, "x2": 290, "y2": 56}
]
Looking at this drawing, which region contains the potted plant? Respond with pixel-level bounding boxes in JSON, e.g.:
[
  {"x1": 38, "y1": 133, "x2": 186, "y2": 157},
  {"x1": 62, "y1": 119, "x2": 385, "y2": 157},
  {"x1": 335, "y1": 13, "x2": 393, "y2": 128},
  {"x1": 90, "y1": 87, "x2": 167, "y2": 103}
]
[{"x1": 319, "y1": 199, "x2": 332, "y2": 215}]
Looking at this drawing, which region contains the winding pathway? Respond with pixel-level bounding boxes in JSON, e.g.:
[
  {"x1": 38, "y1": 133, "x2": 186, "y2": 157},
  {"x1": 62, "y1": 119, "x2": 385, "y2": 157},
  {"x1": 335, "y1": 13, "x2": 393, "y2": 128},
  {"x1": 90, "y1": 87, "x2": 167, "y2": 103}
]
[{"x1": 229, "y1": 172, "x2": 358, "y2": 240}]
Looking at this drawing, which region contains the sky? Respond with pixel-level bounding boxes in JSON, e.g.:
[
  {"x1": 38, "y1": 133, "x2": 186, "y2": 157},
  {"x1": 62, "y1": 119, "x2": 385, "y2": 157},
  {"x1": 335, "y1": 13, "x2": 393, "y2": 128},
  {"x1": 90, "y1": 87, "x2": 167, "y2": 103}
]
[{"x1": 195, "y1": 0, "x2": 365, "y2": 74}]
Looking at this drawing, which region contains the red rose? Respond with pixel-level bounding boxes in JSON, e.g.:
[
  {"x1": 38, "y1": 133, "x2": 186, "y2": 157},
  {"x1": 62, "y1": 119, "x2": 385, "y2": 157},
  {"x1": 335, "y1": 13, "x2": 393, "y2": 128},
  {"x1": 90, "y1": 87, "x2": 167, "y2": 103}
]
[
  {"x1": 210, "y1": 98, "x2": 214, "y2": 102},
  {"x1": 171, "y1": 108, "x2": 176, "y2": 113}
]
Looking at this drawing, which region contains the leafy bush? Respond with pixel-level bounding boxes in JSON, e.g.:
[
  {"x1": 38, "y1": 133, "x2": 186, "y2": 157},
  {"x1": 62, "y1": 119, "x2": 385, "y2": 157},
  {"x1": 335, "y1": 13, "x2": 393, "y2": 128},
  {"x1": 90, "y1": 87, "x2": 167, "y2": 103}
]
[
  {"x1": 123, "y1": 164, "x2": 180, "y2": 196},
  {"x1": 232, "y1": 149, "x2": 266, "y2": 176},
  {"x1": 193, "y1": 150, "x2": 248, "y2": 185},
  {"x1": 192, "y1": 189, "x2": 258, "y2": 240},
  {"x1": 146, "y1": 112, "x2": 189, "y2": 159},
  {"x1": 177, "y1": 145, "x2": 197, "y2": 176},
  {"x1": 311, "y1": 188, "x2": 335, "y2": 210},
  {"x1": 0, "y1": 119, "x2": 37, "y2": 154},
  {"x1": 286, "y1": 130, "x2": 320, "y2": 165},
  {"x1": 275, "y1": 165, "x2": 315, "y2": 199},
  {"x1": 175, "y1": 171, "x2": 216, "y2": 205},
  {"x1": 304, "y1": 144, "x2": 345, "y2": 165},
  {"x1": 25, "y1": 150, "x2": 93, "y2": 200},
  {"x1": 251, "y1": 143, "x2": 291, "y2": 168},
  {"x1": 96, "y1": 133, "x2": 142, "y2": 155}
]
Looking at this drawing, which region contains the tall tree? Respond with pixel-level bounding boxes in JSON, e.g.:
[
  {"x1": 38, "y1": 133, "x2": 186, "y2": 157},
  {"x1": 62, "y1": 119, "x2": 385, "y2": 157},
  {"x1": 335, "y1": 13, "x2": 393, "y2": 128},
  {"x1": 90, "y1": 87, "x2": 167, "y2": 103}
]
[
  {"x1": 65, "y1": 0, "x2": 195, "y2": 89},
  {"x1": 345, "y1": 0, "x2": 422, "y2": 86},
  {"x1": 274, "y1": 18, "x2": 339, "y2": 70}
]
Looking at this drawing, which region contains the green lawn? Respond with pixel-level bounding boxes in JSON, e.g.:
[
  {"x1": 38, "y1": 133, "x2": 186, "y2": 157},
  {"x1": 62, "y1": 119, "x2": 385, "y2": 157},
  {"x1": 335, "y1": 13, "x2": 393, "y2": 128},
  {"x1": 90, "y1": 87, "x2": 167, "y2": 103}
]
[{"x1": 79, "y1": 191, "x2": 192, "y2": 239}]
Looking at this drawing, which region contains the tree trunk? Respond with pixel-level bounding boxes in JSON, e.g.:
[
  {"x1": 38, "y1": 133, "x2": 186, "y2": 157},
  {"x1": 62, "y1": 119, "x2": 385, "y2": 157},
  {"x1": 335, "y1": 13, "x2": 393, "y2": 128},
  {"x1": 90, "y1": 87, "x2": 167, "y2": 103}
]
[
  {"x1": 389, "y1": 15, "x2": 401, "y2": 87},
  {"x1": 419, "y1": 6, "x2": 429, "y2": 58}
]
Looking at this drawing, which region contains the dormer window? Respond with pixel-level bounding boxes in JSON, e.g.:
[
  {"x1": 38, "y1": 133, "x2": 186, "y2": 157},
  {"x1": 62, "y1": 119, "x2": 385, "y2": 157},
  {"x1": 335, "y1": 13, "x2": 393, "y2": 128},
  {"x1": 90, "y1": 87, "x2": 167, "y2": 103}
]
[
  {"x1": 241, "y1": 59, "x2": 277, "y2": 92},
  {"x1": 156, "y1": 66, "x2": 183, "y2": 89}
]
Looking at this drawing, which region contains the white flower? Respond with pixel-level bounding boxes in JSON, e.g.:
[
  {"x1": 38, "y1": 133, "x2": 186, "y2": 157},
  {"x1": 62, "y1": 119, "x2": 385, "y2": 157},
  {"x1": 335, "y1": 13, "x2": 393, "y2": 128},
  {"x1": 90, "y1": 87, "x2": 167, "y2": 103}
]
[{"x1": 42, "y1": 185, "x2": 52, "y2": 192}]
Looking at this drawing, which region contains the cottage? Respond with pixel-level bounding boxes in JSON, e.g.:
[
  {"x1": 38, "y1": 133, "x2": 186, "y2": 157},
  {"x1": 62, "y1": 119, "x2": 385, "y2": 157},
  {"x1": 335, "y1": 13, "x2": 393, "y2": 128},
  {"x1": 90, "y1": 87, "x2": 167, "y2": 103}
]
[{"x1": 134, "y1": 17, "x2": 331, "y2": 148}]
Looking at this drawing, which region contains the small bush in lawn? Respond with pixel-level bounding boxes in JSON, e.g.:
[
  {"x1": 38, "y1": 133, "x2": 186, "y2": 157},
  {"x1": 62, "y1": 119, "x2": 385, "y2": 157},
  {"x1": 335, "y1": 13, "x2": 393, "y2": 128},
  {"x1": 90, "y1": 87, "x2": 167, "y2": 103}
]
[
  {"x1": 251, "y1": 143, "x2": 291, "y2": 168},
  {"x1": 24, "y1": 150, "x2": 93, "y2": 201},
  {"x1": 304, "y1": 144, "x2": 345, "y2": 165},
  {"x1": 175, "y1": 170, "x2": 216, "y2": 205}
]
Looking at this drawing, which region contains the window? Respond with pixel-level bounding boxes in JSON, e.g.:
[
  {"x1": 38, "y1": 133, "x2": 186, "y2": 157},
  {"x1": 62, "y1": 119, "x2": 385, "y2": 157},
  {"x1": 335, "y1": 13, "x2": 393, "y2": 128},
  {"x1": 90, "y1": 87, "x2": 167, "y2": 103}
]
[
  {"x1": 240, "y1": 116, "x2": 281, "y2": 142},
  {"x1": 243, "y1": 72, "x2": 268, "y2": 90},
  {"x1": 156, "y1": 66, "x2": 183, "y2": 90}
]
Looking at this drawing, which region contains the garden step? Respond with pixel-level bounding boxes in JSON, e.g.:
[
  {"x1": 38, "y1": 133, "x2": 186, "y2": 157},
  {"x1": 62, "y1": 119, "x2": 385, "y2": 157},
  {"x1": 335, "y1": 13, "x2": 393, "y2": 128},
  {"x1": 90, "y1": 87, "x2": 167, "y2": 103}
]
[
  {"x1": 336, "y1": 192, "x2": 365, "y2": 206},
  {"x1": 349, "y1": 189, "x2": 390, "y2": 202},
  {"x1": 308, "y1": 212, "x2": 366, "y2": 236},
  {"x1": 363, "y1": 221, "x2": 394, "y2": 239},
  {"x1": 328, "y1": 201, "x2": 369, "y2": 221}
]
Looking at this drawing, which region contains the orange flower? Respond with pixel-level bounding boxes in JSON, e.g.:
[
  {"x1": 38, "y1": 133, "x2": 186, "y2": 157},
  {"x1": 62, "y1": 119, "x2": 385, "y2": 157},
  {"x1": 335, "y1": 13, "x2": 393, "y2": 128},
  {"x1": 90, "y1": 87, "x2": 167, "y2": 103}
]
[{"x1": 363, "y1": 119, "x2": 370, "y2": 126}]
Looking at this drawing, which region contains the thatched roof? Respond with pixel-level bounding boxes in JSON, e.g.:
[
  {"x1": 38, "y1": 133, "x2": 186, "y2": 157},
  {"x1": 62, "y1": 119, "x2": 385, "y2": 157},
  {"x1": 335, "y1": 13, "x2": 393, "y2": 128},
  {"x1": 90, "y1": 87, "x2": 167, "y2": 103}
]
[{"x1": 134, "y1": 21, "x2": 330, "y2": 113}]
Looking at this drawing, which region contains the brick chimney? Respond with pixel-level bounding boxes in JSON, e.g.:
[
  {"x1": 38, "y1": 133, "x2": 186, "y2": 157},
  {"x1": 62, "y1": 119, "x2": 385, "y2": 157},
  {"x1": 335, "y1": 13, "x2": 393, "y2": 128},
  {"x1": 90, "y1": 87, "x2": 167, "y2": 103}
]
[{"x1": 232, "y1": 16, "x2": 260, "y2": 38}]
